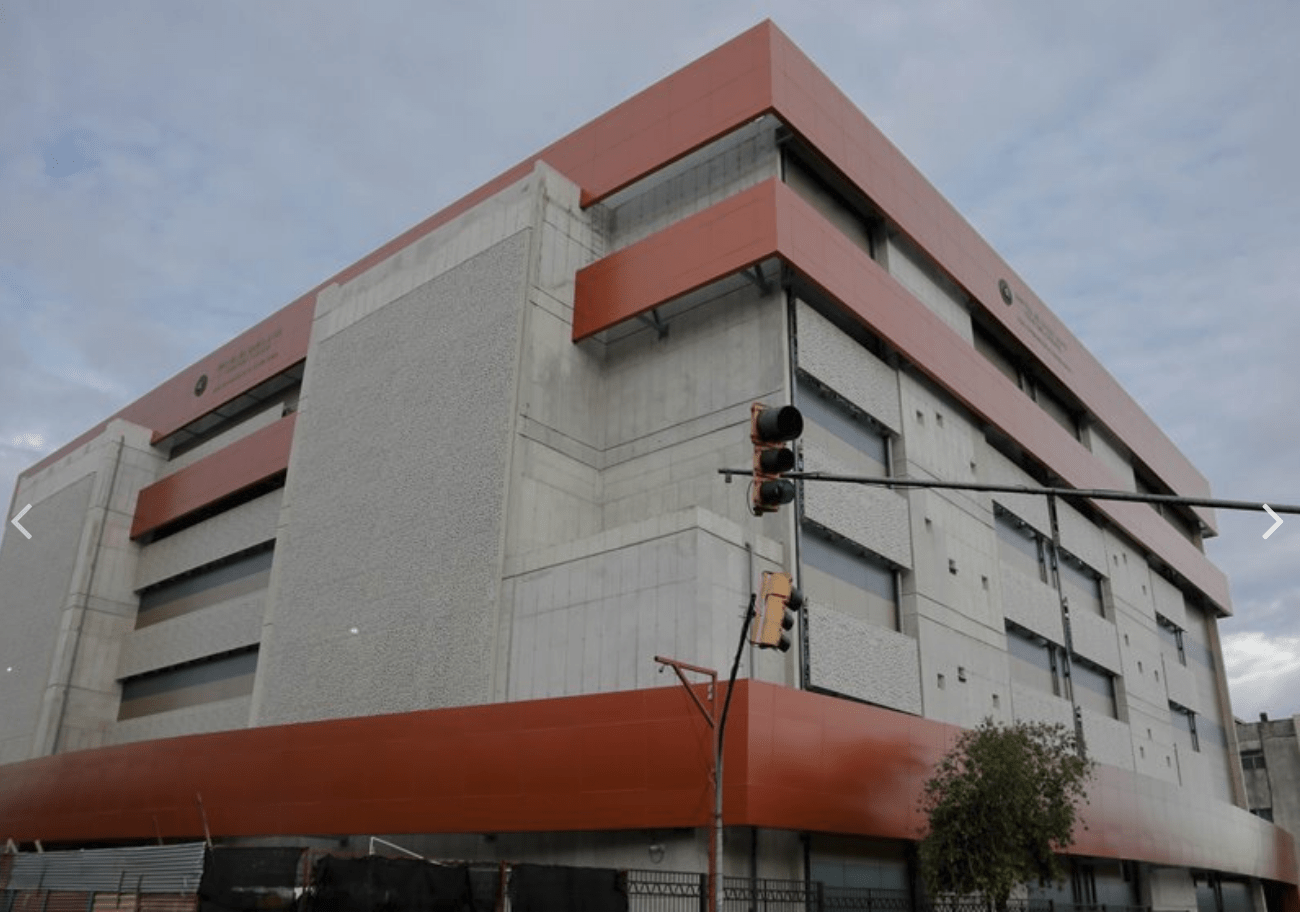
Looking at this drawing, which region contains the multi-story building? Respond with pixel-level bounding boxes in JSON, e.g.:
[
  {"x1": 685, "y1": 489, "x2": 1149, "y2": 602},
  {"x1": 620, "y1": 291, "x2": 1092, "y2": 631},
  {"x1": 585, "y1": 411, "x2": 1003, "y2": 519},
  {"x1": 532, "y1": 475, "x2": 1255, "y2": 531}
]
[
  {"x1": 1, "y1": 20, "x2": 1295, "y2": 912},
  {"x1": 1239, "y1": 715, "x2": 1300, "y2": 878}
]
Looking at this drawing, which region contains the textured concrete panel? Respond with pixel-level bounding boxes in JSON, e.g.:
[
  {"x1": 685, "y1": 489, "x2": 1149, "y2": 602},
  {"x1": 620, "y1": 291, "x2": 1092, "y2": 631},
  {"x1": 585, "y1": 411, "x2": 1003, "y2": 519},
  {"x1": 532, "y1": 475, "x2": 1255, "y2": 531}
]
[
  {"x1": 1081, "y1": 708, "x2": 1135, "y2": 771},
  {"x1": 794, "y1": 300, "x2": 901, "y2": 433},
  {"x1": 256, "y1": 232, "x2": 529, "y2": 725},
  {"x1": 807, "y1": 604, "x2": 921, "y2": 715},
  {"x1": 801, "y1": 438, "x2": 910, "y2": 568},
  {"x1": 108, "y1": 695, "x2": 252, "y2": 746},
  {"x1": 117, "y1": 591, "x2": 264, "y2": 679},
  {"x1": 1070, "y1": 609, "x2": 1120, "y2": 674},
  {"x1": 1008, "y1": 683, "x2": 1075, "y2": 730},
  {"x1": 134, "y1": 489, "x2": 282, "y2": 590},
  {"x1": 0, "y1": 475, "x2": 95, "y2": 764},
  {"x1": 1000, "y1": 563, "x2": 1064, "y2": 644}
]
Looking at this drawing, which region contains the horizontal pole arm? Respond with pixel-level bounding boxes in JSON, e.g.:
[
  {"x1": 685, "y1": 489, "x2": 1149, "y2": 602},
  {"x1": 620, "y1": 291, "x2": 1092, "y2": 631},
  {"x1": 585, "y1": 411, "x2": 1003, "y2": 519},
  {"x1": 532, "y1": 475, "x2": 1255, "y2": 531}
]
[{"x1": 718, "y1": 469, "x2": 1300, "y2": 515}]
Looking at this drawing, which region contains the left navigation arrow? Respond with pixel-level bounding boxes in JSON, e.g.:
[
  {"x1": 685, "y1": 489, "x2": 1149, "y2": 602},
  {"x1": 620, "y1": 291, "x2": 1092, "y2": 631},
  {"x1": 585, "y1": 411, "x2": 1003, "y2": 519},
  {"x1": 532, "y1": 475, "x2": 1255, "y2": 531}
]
[{"x1": 10, "y1": 504, "x2": 32, "y2": 540}]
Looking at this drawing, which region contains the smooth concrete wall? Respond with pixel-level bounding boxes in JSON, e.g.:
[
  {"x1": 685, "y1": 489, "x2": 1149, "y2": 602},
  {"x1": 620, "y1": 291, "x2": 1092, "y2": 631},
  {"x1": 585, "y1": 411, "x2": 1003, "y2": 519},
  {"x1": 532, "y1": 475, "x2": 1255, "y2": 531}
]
[
  {"x1": 1147, "y1": 864, "x2": 1197, "y2": 912},
  {"x1": 254, "y1": 187, "x2": 534, "y2": 724},
  {"x1": 596, "y1": 281, "x2": 790, "y2": 537},
  {"x1": 0, "y1": 420, "x2": 163, "y2": 759},
  {"x1": 0, "y1": 474, "x2": 95, "y2": 763},
  {"x1": 502, "y1": 508, "x2": 785, "y2": 701}
]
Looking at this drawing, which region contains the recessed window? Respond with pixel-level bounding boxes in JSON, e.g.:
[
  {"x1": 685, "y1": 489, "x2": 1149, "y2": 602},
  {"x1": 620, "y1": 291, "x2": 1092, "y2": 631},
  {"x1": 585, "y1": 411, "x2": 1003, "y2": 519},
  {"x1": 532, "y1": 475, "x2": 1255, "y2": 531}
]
[
  {"x1": 801, "y1": 524, "x2": 898, "y2": 630},
  {"x1": 797, "y1": 375, "x2": 889, "y2": 475},
  {"x1": 1156, "y1": 614, "x2": 1187, "y2": 666},
  {"x1": 1242, "y1": 751, "x2": 1266, "y2": 771},
  {"x1": 1170, "y1": 701, "x2": 1200, "y2": 752},
  {"x1": 118, "y1": 647, "x2": 259, "y2": 720},
  {"x1": 995, "y1": 507, "x2": 1047, "y2": 584},
  {"x1": 137, "y1": 544, "x2": 275, "y2": 628}
]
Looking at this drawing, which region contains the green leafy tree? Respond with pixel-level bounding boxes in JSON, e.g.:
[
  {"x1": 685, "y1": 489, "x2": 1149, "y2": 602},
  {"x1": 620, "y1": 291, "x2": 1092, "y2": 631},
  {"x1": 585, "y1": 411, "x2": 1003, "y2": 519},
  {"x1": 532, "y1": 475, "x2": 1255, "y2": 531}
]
[{"x1": 918, "y1": 718, "x2": 1096, "y2": 912}]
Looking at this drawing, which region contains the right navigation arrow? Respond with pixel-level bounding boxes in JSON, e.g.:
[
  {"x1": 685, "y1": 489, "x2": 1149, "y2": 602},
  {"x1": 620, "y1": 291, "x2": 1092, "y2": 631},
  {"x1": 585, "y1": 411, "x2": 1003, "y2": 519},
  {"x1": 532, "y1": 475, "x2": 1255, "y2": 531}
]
[{"x1": 1262, "y1": 504, "x2": 1283, "y2": 540}]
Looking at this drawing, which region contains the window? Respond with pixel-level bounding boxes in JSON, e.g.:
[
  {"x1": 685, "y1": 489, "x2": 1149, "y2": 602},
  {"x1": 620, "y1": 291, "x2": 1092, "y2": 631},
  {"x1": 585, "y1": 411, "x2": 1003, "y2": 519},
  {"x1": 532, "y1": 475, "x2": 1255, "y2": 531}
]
[
  {"x1": 796, "y1": 375, "x2": 889, "y2": 475},
  {"x1": 1242, "y1": 750, "x2": 1267, "y2": 771},
  {"x1": 118, "y1": 647, "x2": 259, "y2": 720},
  {"x1": 137, "y1": 544, "x2": 275, "y2": 628},
  {"x1": 995, "y1": 508, "x2": 1047, "y2": 584},
  {"x1": 1251, "y1": 807, "x2": 1274, "y2": 822},
  {"x1": 1059, "y1": 551, "x2": 1105, "y2": 617},
  {"x1": 801, "y1": 524, "x2": 898, "y2": 630},
  {"x1": 1157, "y1": 615, "x2": 1187, "y2": 665},
  {"x1": 1006, "y1": 623, "x2": 1062, "y2": 697},
  {"x1": 1171, "y1": 701, "x2": 1200, "y2": 752},
  {"x1": 1072, "y1": 657, "x2": 1118, "y2": 719}
]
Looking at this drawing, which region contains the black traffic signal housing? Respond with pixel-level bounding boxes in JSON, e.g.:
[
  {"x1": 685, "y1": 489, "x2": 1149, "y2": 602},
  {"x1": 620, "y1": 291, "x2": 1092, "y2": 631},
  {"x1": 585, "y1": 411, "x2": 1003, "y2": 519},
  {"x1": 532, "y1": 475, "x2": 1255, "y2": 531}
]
[
  {"x1": 751, "y1": 571, "x2": 804, "y2": 652},
  {"x1": 750, "y1": 402, "x2": 803, "y2": 516}
]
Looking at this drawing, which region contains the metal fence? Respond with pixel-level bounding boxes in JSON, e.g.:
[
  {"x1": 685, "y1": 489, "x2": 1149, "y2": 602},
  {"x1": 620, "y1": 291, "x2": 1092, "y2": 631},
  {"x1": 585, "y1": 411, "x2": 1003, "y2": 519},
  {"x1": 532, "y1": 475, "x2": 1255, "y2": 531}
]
[{"x1": 622, "y1": 873, "x2": 1152, "y2": 912}]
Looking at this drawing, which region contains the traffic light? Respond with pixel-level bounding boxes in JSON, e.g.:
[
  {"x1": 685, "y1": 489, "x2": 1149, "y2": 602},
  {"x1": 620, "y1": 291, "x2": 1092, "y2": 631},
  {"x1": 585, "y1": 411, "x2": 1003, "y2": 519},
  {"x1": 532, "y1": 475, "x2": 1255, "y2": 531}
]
[
  {"x1": 751, "y1": 571, "x2": 804, "y2": 651},
  {"x1": 750, "y1": 402, "x2": 803, "y2": 515}
]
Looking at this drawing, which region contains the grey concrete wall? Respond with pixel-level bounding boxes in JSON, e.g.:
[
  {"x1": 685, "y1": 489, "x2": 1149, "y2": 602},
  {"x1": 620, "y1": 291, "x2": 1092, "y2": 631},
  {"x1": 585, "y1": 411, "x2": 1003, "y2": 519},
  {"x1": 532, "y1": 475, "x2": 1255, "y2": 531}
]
[
  {"x1": 134, "y1": 489, "x2": 282, "y2": 590},
  {"x1": 807, "y1": 603, "x2": 922, "y2": 714},
  {"x1": 503, "y1": 508, "x2": 784, "y2": 700},
  {"x1": 0, "y1": 474, "x2": 95, "y2": 763},
  {"x1": 254, "y1": 215, "x2": 531, "y2": 724},
  {"x1": 795, "y1": 301, "x2": 901, "y2": 433},
  {"x1": 608, "y1": 117, "x2": 780, "y2": 252},
  {"x1": 1146, "y1": 865, "x2": 1197, "y2": 912},
  {"x1": 1, "y1": 420, "x2": 163, "y2": 758}
]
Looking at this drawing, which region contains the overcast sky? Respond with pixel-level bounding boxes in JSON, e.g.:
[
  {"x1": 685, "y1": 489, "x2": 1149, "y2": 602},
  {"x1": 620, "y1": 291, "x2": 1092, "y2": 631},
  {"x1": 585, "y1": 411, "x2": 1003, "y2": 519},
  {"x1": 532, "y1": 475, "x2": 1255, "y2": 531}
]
[{"x1": 2, "y1": 2, "x2": 1297, "y2": 722}]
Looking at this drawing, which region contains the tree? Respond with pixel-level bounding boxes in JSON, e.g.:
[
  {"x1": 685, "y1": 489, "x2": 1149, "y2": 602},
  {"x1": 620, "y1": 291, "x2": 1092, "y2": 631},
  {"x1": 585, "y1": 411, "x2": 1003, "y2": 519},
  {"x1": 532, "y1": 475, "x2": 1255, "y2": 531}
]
[{"x1": 918, "y1": 718, "x2": 1096, "y2": 912}]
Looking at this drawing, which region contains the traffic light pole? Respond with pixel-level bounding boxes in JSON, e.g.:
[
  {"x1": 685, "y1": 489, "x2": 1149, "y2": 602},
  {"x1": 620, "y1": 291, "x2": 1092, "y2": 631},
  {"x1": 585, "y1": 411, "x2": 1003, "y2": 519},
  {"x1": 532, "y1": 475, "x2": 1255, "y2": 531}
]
[{"x1": 654, "y1": 593, "x2": 757, "y2": 912}]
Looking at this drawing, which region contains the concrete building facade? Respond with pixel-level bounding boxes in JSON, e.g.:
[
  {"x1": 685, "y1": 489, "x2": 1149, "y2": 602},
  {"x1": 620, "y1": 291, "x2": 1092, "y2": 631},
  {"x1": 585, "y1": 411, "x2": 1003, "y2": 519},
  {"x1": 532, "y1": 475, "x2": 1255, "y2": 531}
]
[
  {"x1": 1, "y1": 21, "x2": 1295, "y2": 912},
  {"x1": 1239, "y1": 715, "x2": 1300, "y2": 886}
]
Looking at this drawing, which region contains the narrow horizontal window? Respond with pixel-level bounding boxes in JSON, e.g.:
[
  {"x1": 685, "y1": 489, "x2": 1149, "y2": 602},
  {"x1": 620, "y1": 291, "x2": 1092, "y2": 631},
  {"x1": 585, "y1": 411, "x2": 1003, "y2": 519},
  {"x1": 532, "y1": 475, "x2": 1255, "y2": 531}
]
[
  {"x1": 137, "y1": 545, "x2": 274, "y2": 628},
  {"x1": 118, "y1": 647, "x2": 258, "y2": 721}
]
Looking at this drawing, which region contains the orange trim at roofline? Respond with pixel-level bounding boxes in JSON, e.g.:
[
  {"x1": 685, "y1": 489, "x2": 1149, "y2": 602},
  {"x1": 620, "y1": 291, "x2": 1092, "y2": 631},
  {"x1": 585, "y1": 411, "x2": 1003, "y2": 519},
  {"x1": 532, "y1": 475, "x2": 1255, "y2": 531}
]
[
  {"x1": 22, "y1": 21, "x2": 1211, "y2": 530},
  {"x1": 574, "y1": 180, "x2": 1229, "y2": 609},
  {"x1": 0, "y1": 683, "x2": 1293, "y2": 887}
]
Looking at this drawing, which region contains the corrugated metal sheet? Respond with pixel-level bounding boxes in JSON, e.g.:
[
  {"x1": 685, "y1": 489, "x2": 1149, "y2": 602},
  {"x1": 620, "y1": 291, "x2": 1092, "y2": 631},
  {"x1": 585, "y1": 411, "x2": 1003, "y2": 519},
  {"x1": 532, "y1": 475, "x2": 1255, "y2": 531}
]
[{"x1": 6, "y1": 843, "x2": 205, "y2": 894}]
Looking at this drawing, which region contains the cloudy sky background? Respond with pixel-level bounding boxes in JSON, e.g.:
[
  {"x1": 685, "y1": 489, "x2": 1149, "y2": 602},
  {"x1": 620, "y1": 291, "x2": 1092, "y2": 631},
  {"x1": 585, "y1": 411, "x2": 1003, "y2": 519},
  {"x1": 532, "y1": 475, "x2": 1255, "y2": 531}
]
[{"x1": 2, "y1": 2, "x2": 1297, "y2": 720}]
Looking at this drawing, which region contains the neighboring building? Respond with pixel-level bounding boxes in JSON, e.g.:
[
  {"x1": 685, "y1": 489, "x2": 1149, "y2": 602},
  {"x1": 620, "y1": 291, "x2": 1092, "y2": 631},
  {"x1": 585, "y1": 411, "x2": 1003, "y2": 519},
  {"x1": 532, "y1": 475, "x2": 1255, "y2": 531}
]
[
  {"x1": 1239, "y1": 716, "x2": 1300, "y2": 875},
  {"x1": 1, "y1": 20, "x2": 1295, "y2": 912}
]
